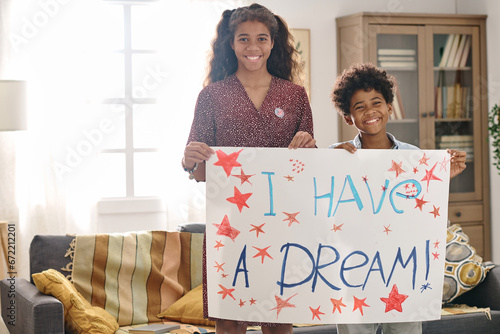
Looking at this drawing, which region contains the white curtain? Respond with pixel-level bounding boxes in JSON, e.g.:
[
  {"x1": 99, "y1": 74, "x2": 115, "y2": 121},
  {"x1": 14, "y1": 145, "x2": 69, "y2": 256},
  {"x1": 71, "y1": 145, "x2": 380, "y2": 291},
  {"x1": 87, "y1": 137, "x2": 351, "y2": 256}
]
[{"x1": 2, "y1": 0, "x2": 249, "y2": 279}]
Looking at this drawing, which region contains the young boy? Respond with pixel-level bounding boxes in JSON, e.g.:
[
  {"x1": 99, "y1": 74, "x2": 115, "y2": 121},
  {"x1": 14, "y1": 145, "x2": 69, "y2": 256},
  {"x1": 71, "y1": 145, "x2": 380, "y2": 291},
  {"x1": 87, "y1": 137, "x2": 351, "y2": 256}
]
[{"x1": 329, "y1": 63, "x2": 467, "y2": 334}]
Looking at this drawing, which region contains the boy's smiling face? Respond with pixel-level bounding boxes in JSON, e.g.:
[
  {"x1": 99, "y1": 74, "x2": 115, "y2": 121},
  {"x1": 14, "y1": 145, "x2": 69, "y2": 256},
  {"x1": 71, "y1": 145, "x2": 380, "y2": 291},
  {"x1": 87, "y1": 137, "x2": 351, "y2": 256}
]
[{"x1": 344, "y1": 88, "x2": 393, "y2": 137}]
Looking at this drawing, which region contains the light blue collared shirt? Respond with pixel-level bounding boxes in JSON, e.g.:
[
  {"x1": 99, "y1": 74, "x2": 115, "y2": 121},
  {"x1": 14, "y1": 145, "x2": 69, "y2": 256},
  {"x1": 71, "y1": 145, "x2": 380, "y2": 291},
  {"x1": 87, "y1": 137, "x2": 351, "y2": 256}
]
[{"x1": 329, "y1": 132, "x2": 419, "y2": 150}]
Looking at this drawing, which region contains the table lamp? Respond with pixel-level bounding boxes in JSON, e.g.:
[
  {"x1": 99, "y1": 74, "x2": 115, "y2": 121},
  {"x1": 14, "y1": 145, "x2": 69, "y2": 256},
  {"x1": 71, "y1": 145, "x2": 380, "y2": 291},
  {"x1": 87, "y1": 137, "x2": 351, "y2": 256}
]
[
  {"x1": 0, "y1": 80, "x2": 27, "y2": 131},
  {"x1": 0, "y1": 80, "x2": 27, "y2": 278}
]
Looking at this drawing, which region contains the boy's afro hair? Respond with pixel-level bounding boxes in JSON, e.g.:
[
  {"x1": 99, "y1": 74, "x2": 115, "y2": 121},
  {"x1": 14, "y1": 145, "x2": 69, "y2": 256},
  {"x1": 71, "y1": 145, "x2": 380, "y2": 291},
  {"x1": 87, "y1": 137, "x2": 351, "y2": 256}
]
[{"x1": 331, "y1": 63, "x2": 395, "y2": 116}]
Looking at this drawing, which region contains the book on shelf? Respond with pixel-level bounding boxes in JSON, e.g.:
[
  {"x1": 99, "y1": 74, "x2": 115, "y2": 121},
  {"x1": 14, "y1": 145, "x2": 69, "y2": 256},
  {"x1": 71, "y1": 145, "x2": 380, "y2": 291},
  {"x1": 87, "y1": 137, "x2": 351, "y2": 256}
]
[
  {"x1": 462, "y1": 86, "x2": 472, "y2": 118},
  {"x1": 445, "y1": 83, "x2": 470, "y2": 119},
  {"x1": 388, "y1": 81, "x2": 405, "y2": 120},
  {"x1": 128, "y1": 324, "x2": 181, "y2": 334},
  {"x1": 447, "y1": 84, "x2": 466, "y2": 119},
  {"x1": 451, "y1": 34, "x2": 467, "y2": 68},
  {"x1": 378, "y1": 56, "x2": 415, "y2": 62},
  {"x1": 439, "y1": 134, "x2": 473, "y2": 142},
  {"x1": 393, "y1": 97, "x2": 404, "y2": 120},
  {"x1": 437, "y1": 34, "x2": 471, "y2": 69},
  {"x1": 435, "y1": 70, "x2": 445, "y2": 118},
  {"x1": 435, "y1": 70, "x2": 449, "y2": 118},
  {"x1": 435, "y1": 68, "x2": 471, "y2": 119},
  {"x1": 438, "y1": 34, "x2": 455, "y2": 68},
  {"x1": 435, "y1": 85, "x2": 443, "y2": 119},
  {"x1": 437, "y1": 135, "x2": 474, "y2": 159},
  {"x1": 393, "y1": 82, "x2": 405, "y2": 120},
  {"x1": 379, "y1": 61, "x2": 417, "y2": 68},
  {"x1": 378, "y1": 48, "x2": 416, "y2": 56},
  {"x1": 445, "y1": 34, "x2": 461, "y2": 67},
  {"x1": 458, "y1": 35, "x2": 471, "y2": 68}
]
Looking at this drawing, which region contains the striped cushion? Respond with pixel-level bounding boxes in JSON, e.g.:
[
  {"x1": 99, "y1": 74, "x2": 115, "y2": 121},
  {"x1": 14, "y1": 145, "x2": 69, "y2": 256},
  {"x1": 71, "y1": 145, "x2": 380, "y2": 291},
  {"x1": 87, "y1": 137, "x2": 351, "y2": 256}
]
[{"x1": 72, "y1": 231, "x2": 203, "y2": 326}]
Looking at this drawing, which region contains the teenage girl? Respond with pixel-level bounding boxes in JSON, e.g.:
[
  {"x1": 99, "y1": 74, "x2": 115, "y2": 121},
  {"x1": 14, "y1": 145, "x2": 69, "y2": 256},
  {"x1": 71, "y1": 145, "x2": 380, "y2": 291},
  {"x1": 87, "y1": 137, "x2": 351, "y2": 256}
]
[{"x1": 182, "y1": 3, "x2": 315, "y2": 334}]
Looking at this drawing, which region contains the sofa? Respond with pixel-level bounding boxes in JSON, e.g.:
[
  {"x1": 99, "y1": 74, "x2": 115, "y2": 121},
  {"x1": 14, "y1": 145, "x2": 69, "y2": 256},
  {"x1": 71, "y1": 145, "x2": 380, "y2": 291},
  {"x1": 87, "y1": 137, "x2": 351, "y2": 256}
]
[{"x1": 1, "y1": 223, "x2": 499, "y2": 334}]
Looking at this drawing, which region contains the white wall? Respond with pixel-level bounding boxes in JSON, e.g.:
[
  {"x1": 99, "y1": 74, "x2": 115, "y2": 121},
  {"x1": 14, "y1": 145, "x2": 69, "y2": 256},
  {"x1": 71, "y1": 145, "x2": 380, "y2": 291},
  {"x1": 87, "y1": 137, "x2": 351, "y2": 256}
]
[{"x1": 259, "y1": 0, "x2": 499, "y2": 262}]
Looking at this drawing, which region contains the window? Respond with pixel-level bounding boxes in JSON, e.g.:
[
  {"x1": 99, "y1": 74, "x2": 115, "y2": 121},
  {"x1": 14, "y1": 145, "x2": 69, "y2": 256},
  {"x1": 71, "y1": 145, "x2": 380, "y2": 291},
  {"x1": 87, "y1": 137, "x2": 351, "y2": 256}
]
[
  {"x1": 97, "y1": 1, "x2": 169, "y2": 198},
  {"x1": 10, "y1": 0, "x2": 247, "y2": 232}
]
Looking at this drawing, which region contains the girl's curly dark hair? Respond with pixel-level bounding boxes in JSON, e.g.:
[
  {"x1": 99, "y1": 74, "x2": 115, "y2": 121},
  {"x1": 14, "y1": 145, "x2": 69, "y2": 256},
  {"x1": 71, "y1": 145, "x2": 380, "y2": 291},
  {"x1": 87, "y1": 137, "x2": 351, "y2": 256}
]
[
  {"x1": 204, "y1": 3, "x2": 302, "y2": 86},
  {"x1": 331, "y1": 63, "x2": 395, "y2": 116}
]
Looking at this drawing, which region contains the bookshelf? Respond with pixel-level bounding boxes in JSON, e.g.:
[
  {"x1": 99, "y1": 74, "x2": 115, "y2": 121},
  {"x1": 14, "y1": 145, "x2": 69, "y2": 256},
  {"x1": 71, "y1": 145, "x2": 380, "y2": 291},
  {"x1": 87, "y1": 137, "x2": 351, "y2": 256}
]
[{"x1": 336, "y1": 13, "x2": 490, "y2": 259}]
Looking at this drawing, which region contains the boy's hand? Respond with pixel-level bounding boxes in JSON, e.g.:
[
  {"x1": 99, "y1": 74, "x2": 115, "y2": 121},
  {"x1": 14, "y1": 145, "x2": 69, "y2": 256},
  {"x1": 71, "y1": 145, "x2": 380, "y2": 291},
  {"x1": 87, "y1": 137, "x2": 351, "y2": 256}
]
[
  {"x1": 288, "y1": 131, "x2": 316, "y2": 149},
  {"x1": 333, "y1": 142, "x2": 357, "y2": 154},
  {"x1": 448, "y1": 149, "x2": 467, "y2": 179}
]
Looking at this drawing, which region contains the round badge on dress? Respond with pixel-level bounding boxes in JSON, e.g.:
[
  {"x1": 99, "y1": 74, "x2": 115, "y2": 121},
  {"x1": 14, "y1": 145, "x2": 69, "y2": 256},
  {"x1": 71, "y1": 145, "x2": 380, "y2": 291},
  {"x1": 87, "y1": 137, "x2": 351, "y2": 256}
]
[{"x1": 274, "y1": 108, "x2": 285, "y2": 118}]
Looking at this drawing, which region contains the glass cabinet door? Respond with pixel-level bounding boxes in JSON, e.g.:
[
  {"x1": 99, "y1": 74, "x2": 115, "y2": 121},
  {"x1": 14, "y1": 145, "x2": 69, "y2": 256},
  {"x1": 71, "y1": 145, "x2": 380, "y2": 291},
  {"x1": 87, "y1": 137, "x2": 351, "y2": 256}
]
[
  {"x1": 371, "y1": 25, "x2": 481, "y2": 201},
  {"x1": 370, "y1": 25, "x2": 425, "y2": 148},
  {"x1": 431, "y1": 27, "x2": 480, "y2": 199}
]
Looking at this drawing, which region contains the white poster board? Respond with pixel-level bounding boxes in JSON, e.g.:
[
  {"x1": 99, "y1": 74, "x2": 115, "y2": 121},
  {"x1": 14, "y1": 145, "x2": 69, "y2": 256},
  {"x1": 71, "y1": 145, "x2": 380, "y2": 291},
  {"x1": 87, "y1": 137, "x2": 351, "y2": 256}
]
[{"x1": 206, "y1": 147, "x2": 450, "y2": 324}]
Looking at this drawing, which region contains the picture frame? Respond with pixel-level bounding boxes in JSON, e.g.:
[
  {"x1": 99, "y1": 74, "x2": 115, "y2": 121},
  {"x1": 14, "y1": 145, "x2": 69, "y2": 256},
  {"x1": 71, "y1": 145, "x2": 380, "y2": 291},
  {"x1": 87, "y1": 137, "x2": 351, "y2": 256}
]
[{"x1": 290, "y1": 28, "x2": 311, "y2": 100}]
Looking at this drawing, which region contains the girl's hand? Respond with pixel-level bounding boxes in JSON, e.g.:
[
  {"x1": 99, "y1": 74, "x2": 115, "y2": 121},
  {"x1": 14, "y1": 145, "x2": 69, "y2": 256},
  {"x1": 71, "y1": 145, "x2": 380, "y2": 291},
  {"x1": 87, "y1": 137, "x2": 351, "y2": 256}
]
[
  {"x1": 288, "y1": 131, "x2": 316, "y2": 149},
  {"x1": 448, "y1": 149, "x2": 467, "y2": 179},
  {"x1": 333, "y1": 142, "x2": 357, "y2": 154},
  {"x1": 182, "y1": 141, "x2": 214, "y2": 170}
]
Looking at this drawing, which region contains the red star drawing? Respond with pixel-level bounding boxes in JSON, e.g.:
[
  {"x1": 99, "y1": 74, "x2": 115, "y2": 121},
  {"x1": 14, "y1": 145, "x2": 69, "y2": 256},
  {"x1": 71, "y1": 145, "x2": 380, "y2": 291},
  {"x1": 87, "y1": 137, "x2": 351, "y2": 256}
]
[
  {"x1": 249, "y1": 298, "x2": 257, "y2": 305},
  {"x1": 249, "y1": 223, "x2": 265, "y2": 237},
  {"x1": 283, "y1": 212, "x2": 300, "y2": 227},
  {"x1": 226, "y1": 186, "x2": 252, "y2": 212},
  {"x1": 432, "y1": 252, "x2": 440, "y2": 260},
  {"x1": 218, "y1": 284, "x2": 236, "y2": 300},
  {"x1": 381, "y1": 185, "x2": 387, "y2": 191},
  {"x1": 421, "y1": 162, "x2": 442, "y2": 191},
  {"x1": 232, "y1": 169, "x2": 255, "y2": 185},
  {"x1": 214, "y1": 240, "x2": 224, "y2": 251},
  {"x1": 388, "y1": 160, "x2": 405, "y2": 178},
  {"x1": 330, "y1": 297, "x2": 347, "y2": 314},
  {"x1": 284, "y1": 175, "x2": 295, "y2": 182},
  {"x1": 414, "y1": 196, "x2": 429, "y2": 211},
  {"x1": 291, "y1": 160, "x2": 305, "y2": 174},
  {"x1": 213, "y1": 149, "x2": 243, "y2": 177},
  {"x1": 383, "y1": 225, "x2": 392, "y2": 235},
  {"x1": 413, "y1": 167, "x2": 419, "y2": 174},
  {"x1": 438, "y1": 156, "x2": 450, "y2": 172},
  {"x1": 362, "y1": 175, "x2": 368, "y2": 182},
  {"x1": 213, "y1": 215, "x2": 240, "y2": 241},
  {"x1": 270, "y1": 294, "x2": 297, "y2": 319},
  {"x1": 430, "y1": 205, "x2": 440, "y2": 218},
  {"x1": 252, "y1": 246, "x2": 273, "y2": 264},
  {"x1": 380, "y1": 284, "x2": 408, "y2": 313},
  {"x1": 419, "y1": 153, "x2": 430, "y2": 166},
  {"x1": 353, "y1": 296, "x2": 369, "y2": 315},
  {"x1": 221, "y1": 273, "x2": 228, "y2": 278},
  {"x1": 309, "y1": 306, "x2": 325, "y2": 320},
  {"x1": 214, "y1": 261, "x2": 225, "y2": 272},
  {"x1": 331, "y1": 223, "x2": 343, "y2": 232},
  {"x1": 433, "y1": 240, "x2": 440, "y2": 248},
  {"x1": 239, "y1": 299, "x2": 246, "y2": 307}
]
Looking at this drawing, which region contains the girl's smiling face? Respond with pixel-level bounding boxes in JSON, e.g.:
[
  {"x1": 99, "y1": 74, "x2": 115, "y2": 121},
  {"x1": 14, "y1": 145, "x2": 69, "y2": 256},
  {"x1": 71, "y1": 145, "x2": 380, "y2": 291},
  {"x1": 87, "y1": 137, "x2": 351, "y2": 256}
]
[
  {"x1": 231, "y1": 20, "x2": 274, "y2": 75},
  {"x1": 344, "y1": 88, "x2": 393, "y2": 137}
]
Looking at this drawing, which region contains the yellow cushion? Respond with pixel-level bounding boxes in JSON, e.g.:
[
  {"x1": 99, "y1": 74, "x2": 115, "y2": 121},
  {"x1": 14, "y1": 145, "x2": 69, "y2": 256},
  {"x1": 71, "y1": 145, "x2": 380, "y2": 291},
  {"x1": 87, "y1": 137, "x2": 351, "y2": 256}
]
[
  {"x1": 32, "y1": 269, "x2": 119, "y2": 334},
  {"x1": 443, "y1": 224, "x2": 495, "y2": 303},
  {"x1": 157, "y1": 284, "x2": 215, "y2": 327}
]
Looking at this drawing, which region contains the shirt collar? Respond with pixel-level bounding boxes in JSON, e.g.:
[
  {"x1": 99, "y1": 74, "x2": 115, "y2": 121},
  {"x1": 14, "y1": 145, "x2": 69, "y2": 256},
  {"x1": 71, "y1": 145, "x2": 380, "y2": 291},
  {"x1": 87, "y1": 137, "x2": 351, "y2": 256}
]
[{"x1": 353, "y1": 133, "x2": 400, "y2": 149}]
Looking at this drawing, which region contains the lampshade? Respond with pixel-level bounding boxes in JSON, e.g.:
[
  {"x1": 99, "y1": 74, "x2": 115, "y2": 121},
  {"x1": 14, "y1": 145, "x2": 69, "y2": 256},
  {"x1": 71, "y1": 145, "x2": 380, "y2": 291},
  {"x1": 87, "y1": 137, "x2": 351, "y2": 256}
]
[{"x1": 0, "y1": 80, "x2": 27, "y2": 131}]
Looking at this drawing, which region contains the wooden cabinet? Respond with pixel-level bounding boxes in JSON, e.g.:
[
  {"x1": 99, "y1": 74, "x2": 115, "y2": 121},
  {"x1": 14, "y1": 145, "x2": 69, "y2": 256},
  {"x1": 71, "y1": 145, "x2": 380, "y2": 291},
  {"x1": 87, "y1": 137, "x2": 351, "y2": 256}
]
[{"x1": 336, "y1": 13, "x2": 491, "y2": 259}]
